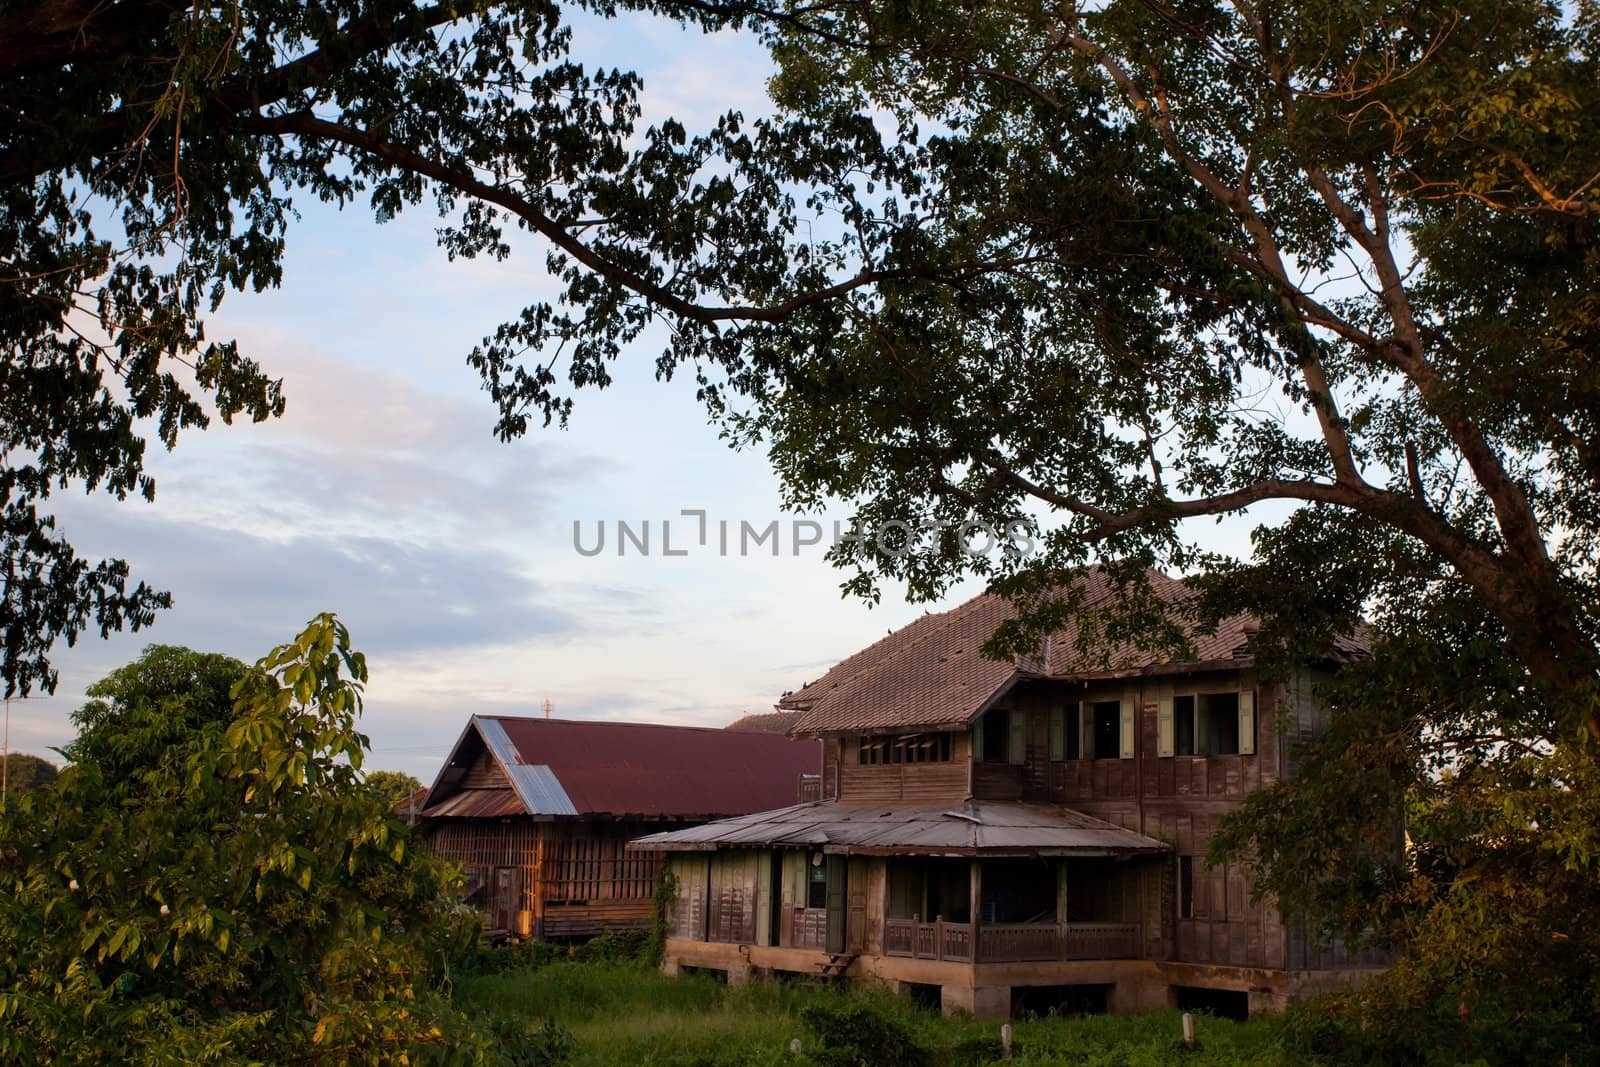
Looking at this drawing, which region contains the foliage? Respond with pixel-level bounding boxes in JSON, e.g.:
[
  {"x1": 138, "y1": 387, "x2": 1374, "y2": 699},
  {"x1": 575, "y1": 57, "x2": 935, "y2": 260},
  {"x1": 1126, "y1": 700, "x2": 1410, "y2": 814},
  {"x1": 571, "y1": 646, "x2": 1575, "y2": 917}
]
[
  {"x1": 9, "y1": 0, "x2": 1600, "y2": 1041},
  {"x1": 65, "y1": 643, "x2": 247, "y2": 792},
  {"x1": 1, "y1": 752, "x2": 58, "y2": 794},
  {"x1": 799, "y1": 998, "x2": 931, "y2": 1067},
  {"x1": 456, "y1": 959, "x2": 1305, "y2": 1067},
  {"x1": 646, "y1": 865, "x2": 680, "y2": 967},
  {"x1": 0, "y1": 0, "x2": 797, "y2": 696},
  {"x1": 1209, "y1": 597, "x2": 1600, "y2": 1058},
  {"x1": 366, "y1": 768, "x2": 425, "y2": 809},
  {"x1": 0, "y1": 618, "x2": 522, "y2": 1064}
]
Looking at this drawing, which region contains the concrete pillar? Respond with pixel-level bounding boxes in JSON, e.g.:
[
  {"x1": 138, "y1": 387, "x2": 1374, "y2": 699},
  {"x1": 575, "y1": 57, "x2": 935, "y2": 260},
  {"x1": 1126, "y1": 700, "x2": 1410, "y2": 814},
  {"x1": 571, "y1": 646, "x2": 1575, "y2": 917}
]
[
  {"x1": 659, "y1": 955, "x2": 681, "y2": 977},
  {"x1": 1247, "y1": 987, "x2": 1288, "y2": 1016},
  {"x1": 943, "y1": 985, "x2": 1010, "y2": 1020},
  {"x1": 725, "y1": 962, "x2": 754, "y2": 987},
  {"x1": 1108, "y1": 974, "x2": 1170, "y2": 1014}
]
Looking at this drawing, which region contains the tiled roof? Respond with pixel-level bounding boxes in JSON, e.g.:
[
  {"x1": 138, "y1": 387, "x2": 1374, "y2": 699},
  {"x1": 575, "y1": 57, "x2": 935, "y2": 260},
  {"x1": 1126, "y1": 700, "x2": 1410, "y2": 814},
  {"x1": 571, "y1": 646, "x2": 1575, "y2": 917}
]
[
  {"x1": 632, "y1": 799, "x2": 1167, "y2": 857},
  {"x1": 724, "y1": 710, "x2": 803, "y2": 733},
  {"x1": 785, "y1": 567, "x2": 1367, "y2": 735},
  {"x1": 422, "y1": 715, "x2": 820, "y2": 819}
]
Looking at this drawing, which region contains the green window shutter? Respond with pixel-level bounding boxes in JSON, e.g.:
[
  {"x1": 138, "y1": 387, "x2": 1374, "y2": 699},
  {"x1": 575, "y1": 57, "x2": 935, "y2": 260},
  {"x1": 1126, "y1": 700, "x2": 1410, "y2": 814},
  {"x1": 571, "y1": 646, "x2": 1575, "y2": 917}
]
[
  {"x1": 1119, "y1": 699, "x2": 1136, "y2": 759},
  {"x1": 1048, "y1": 707, "x2": 1064, "y2": 761},
  {"x1": 1239, "y1": 689, "x2": 1256, "y2": 755},
  {"x1": 972, "y1": 719, "x2": 984, "y2": 762},
  {"x1": 1009, "y1": 710, "x2": 1026, "y2": 764},
  {"x1": 1157, "y1": 697, "x2": 1174, "y2": 757},
  {"x1": 1081, "y1": 704, "x2": 1095, "y2": 759}
]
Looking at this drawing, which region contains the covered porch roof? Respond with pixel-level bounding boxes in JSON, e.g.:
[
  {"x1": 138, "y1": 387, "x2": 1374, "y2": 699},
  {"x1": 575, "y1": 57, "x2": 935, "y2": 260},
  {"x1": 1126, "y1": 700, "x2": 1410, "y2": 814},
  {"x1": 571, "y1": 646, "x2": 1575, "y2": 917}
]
[{"x1": 631, "y1": 799, "x2": 1168, "y2": 858}]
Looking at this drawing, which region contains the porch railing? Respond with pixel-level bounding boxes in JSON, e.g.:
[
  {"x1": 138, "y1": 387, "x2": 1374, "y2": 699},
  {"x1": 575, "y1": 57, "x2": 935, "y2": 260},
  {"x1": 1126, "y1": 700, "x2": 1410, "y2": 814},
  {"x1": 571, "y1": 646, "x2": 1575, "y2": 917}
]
[
  {"x1": 883, "y1": 920, "x2": 1139, "y2": 963},
  {"x1": 884, "y1": 918, "x2": 975, "y2": 962}
]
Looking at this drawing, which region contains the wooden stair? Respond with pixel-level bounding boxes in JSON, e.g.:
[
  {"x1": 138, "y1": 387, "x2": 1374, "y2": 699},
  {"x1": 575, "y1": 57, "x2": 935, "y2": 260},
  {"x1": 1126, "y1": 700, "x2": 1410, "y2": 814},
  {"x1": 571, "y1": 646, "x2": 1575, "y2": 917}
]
[{"x1": 818, "y1": 953, "x2": 857, "y2": 978}]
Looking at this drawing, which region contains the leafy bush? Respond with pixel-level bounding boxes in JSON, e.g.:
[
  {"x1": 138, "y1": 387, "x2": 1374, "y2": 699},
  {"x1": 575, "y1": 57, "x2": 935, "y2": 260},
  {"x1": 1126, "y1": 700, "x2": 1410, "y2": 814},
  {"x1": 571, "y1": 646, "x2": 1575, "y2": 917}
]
[
  {"x1": 0, "y1": 619, "x2": 521, "y2": 1064},
  {"x1": 800, "y1": 997, "x2": 932, "y2": 1067}
]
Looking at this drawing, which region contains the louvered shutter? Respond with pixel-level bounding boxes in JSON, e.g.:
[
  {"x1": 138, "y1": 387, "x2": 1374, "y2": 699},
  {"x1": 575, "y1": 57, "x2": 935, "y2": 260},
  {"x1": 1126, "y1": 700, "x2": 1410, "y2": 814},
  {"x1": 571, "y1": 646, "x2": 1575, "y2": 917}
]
[
  {"x1": 1238, "y1": 689, "x2": 1256, "y2": 755},
  {"x1": 1048, "y1": 707, "x2": 1064, "y2": 761},
  {"x1": 1119, "y1": 699, "x2": 1135, "y2": 759},
  {"x1": 1009, "y1": 709, "x2": 1026, "y2": 764},
  {"x1": 1157, "y1": 697, "x2": 1174, "y2": 757}
]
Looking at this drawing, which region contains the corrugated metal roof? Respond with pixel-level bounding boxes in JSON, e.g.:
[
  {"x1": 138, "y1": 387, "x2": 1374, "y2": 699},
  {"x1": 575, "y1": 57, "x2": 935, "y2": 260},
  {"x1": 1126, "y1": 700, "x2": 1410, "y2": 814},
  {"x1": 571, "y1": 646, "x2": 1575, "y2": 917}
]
[
  {"x1": 419, "y1": 788, "x2": 525, "y2": 819},
  {"x1": 632, "y1": 799, "x2": 1168, "y2": 857},
  {"x1": 421, "y1": 715, "x2": 820, "y2": 820},
  {"x1": 477, "y1": 716, "x2": 578, "y2": 816}
]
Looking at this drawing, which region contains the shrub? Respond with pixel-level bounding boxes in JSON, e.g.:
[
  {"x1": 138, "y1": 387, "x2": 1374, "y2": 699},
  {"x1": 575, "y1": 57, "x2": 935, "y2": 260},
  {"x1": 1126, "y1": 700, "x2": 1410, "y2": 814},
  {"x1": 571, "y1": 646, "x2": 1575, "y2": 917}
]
[
  {"x1": 0, "y1": 620, "x2": 517, "y2": 1064},
  {"x1": 799, "y1": 998, "x2": 932, "y2": 1067}
]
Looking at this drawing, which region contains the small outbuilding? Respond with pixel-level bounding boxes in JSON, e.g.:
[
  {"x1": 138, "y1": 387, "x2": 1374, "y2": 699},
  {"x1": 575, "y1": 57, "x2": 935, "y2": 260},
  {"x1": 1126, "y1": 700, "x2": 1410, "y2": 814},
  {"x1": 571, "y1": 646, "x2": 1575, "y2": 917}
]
[{"x1": 418, "y1": 714, "x2": 819, "y2": 939}]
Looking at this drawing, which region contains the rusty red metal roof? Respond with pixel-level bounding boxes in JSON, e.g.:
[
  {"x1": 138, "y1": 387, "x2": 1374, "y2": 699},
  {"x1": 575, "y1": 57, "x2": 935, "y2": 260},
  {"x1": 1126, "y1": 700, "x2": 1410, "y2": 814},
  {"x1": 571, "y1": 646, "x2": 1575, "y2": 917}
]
[
  {"x1": 420, "y1": 787, "x2": 524, "y2": 819},
  {"x1": 423, "y1": 715, "x2": 820, "y2": 820}
]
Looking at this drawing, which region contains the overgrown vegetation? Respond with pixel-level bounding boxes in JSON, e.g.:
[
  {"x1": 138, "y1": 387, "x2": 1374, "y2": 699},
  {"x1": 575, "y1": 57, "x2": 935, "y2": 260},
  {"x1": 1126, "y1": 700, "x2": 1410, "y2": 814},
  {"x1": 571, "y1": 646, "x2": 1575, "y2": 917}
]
[
  {"x1": 0, "y1": 624, "x2": 551, "y2": 1064},
  {"x1": 456, "y1": 958, "x2": 1310, "y2": 1067}
]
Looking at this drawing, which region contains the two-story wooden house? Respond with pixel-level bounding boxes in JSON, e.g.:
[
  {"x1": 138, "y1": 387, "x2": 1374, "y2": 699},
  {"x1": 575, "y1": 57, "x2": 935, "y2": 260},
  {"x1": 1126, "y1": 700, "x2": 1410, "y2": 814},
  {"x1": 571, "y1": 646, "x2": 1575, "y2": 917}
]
[{"x1": 634, "y1": 570, "x2": 1384, "y2": 1019}]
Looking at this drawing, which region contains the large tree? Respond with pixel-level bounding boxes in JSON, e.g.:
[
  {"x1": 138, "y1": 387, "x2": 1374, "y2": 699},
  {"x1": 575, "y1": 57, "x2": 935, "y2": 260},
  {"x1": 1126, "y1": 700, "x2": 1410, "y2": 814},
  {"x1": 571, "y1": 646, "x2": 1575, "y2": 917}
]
[
  {"x1": 8, "y1": 0, "x2": 1593, "y2": 734},
  {"x1": 6, "y1": 1, "x2": 1599, "y2": 1040}
]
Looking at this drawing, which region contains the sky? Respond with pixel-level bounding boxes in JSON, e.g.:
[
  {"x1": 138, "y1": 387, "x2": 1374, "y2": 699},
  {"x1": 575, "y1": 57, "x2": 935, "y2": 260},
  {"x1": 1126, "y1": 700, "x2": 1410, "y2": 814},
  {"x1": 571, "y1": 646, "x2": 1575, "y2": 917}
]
[
  {"x1": 11, "y1": 16, "x2": 979, "y2": 783},
  {"x1": 11, "y1": 11, "x2": 1262, "y2": 784}
]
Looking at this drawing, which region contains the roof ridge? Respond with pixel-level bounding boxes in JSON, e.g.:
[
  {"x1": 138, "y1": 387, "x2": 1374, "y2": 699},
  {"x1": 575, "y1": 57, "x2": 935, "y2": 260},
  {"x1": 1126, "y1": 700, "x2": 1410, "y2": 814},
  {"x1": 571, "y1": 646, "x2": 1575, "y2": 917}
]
[{"x1": 484, "y1": 714, "x2": 789, "y2": 736}]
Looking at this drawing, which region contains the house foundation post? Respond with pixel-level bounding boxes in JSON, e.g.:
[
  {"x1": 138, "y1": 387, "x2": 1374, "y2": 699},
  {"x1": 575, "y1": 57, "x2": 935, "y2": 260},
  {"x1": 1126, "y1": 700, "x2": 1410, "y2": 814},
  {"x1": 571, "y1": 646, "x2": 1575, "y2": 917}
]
[{"x1": 942, "y1": 984, "x2": 1010, "y2": 1020}]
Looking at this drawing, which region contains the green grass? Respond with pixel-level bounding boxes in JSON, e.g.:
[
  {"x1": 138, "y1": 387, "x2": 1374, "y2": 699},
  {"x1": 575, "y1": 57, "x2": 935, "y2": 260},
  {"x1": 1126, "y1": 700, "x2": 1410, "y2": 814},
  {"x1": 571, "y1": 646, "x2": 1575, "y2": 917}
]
[{"x1": 454, "y1": 960, "x2": 1320, "y2": 1066}]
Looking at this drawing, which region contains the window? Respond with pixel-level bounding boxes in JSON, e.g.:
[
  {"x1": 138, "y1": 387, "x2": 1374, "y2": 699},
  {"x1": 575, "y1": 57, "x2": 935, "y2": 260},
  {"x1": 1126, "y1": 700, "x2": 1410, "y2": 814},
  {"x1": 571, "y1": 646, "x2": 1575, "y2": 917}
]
[
  {"x1": 1175, "y1": 695, "x2": 1196, "y2": 756},
  {"x1": 1049, "y1": 703, "x2": 1082, "y2": 761},
  {"x1": 857, "y1": 733, "x2": 953, "y2": 765},
  {"x1": 807, "y1": 858, "x2": 828, "y2": 909},
  {"x1": 1178, "y1": 855, "x2": 1194, "y2": 919},
  {"x1": 979, "y1": 708, "x2": 1010, "y2": 763},
  {"x1": 1200, "y1": 693, "x2": 1240, "y2": 755},
  {"x1": 1165, "y1": 690, "x2": 1255, "y2": 757},
  {"x1": 1091, "y1": 701, "x2": 1121, "y2": 760}
]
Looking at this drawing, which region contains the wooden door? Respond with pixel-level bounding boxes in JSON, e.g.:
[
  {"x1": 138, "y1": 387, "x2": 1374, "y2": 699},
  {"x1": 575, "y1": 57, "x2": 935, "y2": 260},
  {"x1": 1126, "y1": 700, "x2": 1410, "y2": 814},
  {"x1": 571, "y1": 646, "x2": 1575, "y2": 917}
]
[
  {"x1": 491, "y1": 867, "x2": 519, "y2": 932},
  {"x1": 825, "y1": 856, "x2": 848, "y2": 955}
]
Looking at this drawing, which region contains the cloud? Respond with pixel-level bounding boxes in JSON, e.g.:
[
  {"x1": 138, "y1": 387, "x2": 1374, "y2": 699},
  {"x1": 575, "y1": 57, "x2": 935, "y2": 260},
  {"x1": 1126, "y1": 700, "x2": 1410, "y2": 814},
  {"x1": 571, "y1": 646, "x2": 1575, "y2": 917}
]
[{"x1": 53, "y1": 503, "x2": 577, "y2": 658}]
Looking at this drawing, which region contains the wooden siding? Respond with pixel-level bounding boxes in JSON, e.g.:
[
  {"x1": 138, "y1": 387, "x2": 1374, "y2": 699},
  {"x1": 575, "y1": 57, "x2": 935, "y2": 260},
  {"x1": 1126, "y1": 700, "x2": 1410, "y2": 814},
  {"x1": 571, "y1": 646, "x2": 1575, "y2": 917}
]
[
  {"x1": 424, "y1": 816, "x2": 667, "y2": 939},
  {"x1": 461, "y1": 745, "x2": 510, "y2": 789},
  {"x1": 707, "y1": 851, "x2": 760, "y2": 944},
  {"x1": 836, "y1": 733, "x2": 971, "y2": 802},
  {"x1": 979, "y1": 671, "x2": 1373, "y2": 973}
]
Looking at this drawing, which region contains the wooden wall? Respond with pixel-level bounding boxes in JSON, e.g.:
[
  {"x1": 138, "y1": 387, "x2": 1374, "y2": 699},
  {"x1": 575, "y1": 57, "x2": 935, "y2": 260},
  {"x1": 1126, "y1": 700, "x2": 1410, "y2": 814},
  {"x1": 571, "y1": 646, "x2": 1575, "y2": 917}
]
[
  {"x1": 834, "y1": 733, "x2": 971, "y2": 802},
  {"x1": 424, "y1": 814, "x2": 669, "y2": 938},
  {"x1": 960, "y1": 669, "x2": 1377, "y2": 973}
]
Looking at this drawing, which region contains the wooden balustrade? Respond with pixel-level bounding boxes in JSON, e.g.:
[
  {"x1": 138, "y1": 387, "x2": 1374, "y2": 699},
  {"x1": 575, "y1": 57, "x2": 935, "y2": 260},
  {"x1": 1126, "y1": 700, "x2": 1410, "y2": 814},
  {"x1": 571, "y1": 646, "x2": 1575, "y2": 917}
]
[
  {"x1": 883, "y1": 919, "x2": 1139, "y2": 963},
  {"x1": 883, "y1": 918, "x2": 975, "y2": 962},
  {"x1": 1060, "y1": 922, "x2": 1140, "y2": 960}
]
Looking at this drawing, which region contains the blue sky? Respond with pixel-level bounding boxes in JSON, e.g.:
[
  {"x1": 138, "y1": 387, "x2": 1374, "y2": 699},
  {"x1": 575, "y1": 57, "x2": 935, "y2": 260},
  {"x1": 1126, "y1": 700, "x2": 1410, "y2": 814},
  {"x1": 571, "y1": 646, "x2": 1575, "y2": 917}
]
[
  {"x1": 14, "y1": 17, "x2": 986, "y2": 782},
  {"x1": 14, "y1": 12, "x2": 1264, "y2": 784}
]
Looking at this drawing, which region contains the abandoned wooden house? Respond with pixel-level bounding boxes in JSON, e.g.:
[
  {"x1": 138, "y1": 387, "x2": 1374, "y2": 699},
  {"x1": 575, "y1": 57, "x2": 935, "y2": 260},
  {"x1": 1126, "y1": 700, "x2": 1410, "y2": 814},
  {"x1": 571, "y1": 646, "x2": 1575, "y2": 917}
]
[
  {"x1": 635, "y1": 569, "x2": 1385, "y2": 1019},
  {"x1": 418, "y1": 715, "x2": 819, "y2": 939}
]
